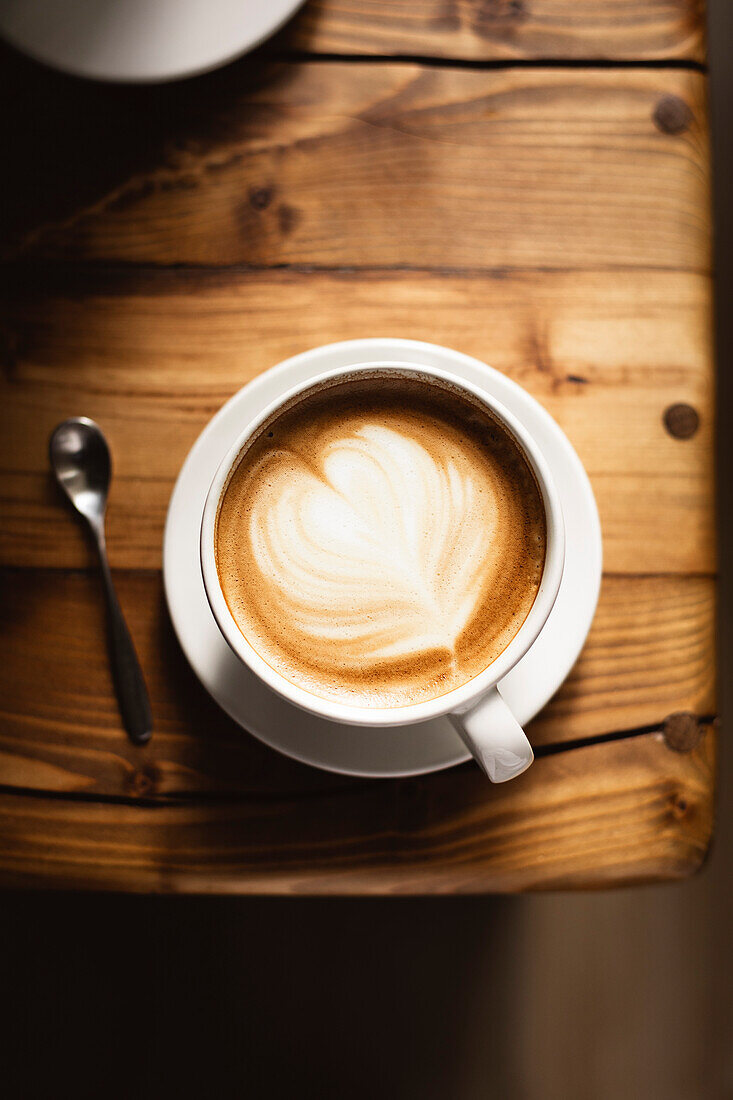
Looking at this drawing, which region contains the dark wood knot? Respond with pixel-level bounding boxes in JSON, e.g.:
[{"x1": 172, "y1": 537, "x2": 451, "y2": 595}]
[
  {"x1": 669, "y1": 792, "x2": 689, "y2": 819},
  {"x1": 663, "y1": 712, "x2": 704, "y2": 753},
  {"x1": 653, "y1": 95, "x2": 693, "y2": 136},
  {"x1": 129, "y1": 764, "x2": 160, "y2": 797},
  {"x1": 663, "y1": 403, "x2": 699, "y2": 439},
  {"x1": 249, "y1": 185, "x2": 275, "y2": 211}
]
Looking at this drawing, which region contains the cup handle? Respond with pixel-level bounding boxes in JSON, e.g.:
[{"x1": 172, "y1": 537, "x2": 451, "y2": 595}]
[{"x1": 449, "y1": 687, "x2": 534, "y2": 783}]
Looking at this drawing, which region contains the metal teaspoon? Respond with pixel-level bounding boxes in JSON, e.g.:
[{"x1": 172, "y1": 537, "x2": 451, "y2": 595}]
[{"x1": 49, "y1": 418, "x2": 153, "y2": 745}]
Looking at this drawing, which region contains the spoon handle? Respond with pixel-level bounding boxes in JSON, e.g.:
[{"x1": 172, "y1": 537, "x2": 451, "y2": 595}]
[{"x1": 95, "y1": 535, "x2": 153, "y2": 746}]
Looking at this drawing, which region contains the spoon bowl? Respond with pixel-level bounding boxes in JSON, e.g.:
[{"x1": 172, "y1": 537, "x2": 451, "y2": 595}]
[{"x1": 49, "y1": 417, "x2": 111, "y2": 530}]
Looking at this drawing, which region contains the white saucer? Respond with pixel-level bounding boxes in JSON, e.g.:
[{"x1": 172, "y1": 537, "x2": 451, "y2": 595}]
[
  {"x1": 163, "y1": 339, "x2": 602, "y2": 778},
  {"x1": 0, "y1": 0, "x2": 306, "y2": 83}
]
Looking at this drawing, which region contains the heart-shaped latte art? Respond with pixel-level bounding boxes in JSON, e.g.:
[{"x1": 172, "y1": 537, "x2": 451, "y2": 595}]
[{"x1": 246, "y1": 424, "x2": 500, "y2": 669}]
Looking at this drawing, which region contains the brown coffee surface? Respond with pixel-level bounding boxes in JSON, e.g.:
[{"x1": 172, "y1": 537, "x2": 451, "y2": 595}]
[{"x1": 215, "y1": 372, "x2": 546, "y2": 708}]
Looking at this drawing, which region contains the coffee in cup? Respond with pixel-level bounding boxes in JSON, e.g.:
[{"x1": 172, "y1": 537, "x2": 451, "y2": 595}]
[{"x1": 214, "y1": 370, "x2": 546, "y2": 710}]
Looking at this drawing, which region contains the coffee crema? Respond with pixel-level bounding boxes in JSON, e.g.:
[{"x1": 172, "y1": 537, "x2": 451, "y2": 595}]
[{"x1": 215, "y1": 372, "x2": 547, "y2": 708}]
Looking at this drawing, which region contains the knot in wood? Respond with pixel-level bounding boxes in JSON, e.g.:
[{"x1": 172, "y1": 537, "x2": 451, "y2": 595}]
[
  {"x1": 670, "y1": 794, "x2": 688, "y2": 819},
  {"x1": 663, "y1": 712, "x2": 703, "y2": 753},
  {"x1": 249, "y1": 185, "x2": 275, "y2": 211},
  {"x1": 663, "y1": 403, "x2": 699, "y2": 439},
  {"x1": 653, "y1": 95, "x2": 693, "y2": 136},
  {"x1": 129, "y1": 765, "x2": 160, "y2": 797}
]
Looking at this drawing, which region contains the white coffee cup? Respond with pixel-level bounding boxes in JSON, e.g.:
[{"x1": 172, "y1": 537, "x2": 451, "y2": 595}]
[{"x1": 201, "y1": 362, "x2": 565, "y2": 783}]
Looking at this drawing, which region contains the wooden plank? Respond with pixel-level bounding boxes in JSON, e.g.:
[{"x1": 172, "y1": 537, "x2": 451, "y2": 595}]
[
  {"x1": 292, "y1": 0, "x2": 706, "y2": 63},
  {"x1": 0, "y1": 268, "x2": 714, "y2": 574},
  {"x1": 0, "y1": 66, "x2": 709, "y2": 271},
  {"x1": 0, "y1": 730, "x2": 714, "y2": 893},
  {"x1": 0, "y1": 569, "x2": 714, "y2": 799}
]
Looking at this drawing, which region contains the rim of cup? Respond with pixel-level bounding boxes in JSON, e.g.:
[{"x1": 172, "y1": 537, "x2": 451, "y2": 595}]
[{"x1": 200, "y1": 361, "x2": 565, "y2": 727}]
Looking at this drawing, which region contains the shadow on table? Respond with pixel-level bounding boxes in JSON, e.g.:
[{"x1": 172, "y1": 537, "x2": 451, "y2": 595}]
[
  {"x1": 0, "y1": 24, "x2": 306, "y2": 260},
  {"x1": 0, "y1": 890, "x2": 521, "y2": 1098}
]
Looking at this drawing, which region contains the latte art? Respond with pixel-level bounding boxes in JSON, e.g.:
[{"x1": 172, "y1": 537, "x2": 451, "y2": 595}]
[
  {"x1": 250, "y1": 424, "x2": 494, "y2": 661},
  {"x1": 215, "y1": 374, "x2": 546, "y2": 708}
]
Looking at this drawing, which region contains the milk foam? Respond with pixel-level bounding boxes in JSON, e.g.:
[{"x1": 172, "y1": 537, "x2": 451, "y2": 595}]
[
  {"x1": 215, "y1": 376, "x2": 546, "y2": 708},
  {"x1": 249, "y1": 424, "x2": 495, "y2": 661}
]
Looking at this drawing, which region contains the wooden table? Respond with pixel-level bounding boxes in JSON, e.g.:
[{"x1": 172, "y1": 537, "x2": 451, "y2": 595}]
[{"x1": 0, "y1": 0, "x2": 715, "y2": 893}]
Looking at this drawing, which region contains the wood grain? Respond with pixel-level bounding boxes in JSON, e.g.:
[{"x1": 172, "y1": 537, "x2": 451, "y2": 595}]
[
  {"x1": 0, "y1": 729, "x2": 714, "y2": 894},
  {"x1": 0, "y1": 268, "x2": 714, "y2": 574},
  {"x1": 0, "y1": 6, "x2": 716, "y2": 894},
  {"x1": 0, "y1": 66, "x2": 709, "y2": 271},
  {"x1": 0, "y1": 569, "x2": 714, "y2": 799},
  {"x1": 292, "y1": 0, "x2": 706, "y2": 63}
]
